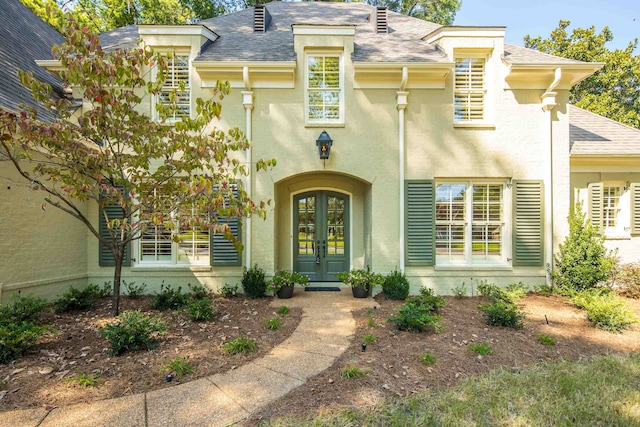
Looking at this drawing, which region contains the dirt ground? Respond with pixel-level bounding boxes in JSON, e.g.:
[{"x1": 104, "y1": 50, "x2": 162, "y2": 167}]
[{"x1": 1, "y1": 292, "x2": 639, "y2": 422}]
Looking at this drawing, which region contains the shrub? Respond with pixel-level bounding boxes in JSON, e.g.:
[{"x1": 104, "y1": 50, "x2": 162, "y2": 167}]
[
  {"x1": 100, "y1": 310, "x2": 166, "y2": 356},
  {"x1": 550, "y1": 202, "x2": 616, "y2": 292},
  {"x1": 363, "y1": 333, "x2": 376, "y2": 344},
  {"x1": 0, "y1": 293, "x2": 49, "y2": 323},
  {"x1": 223, "y1": 337, "x2": 257, "y2": 354},
  {"x1": 0, "y1": 321, "x2": 47, "y2": 364},
  {"x1": 54, "y1": 284, "x2": 106, "y2": 312},
  {"x1": 451, "y1": 283, "x2": 467, "y2": 298},
  {"x1": 574, "y1": 292, "x2": 638, "y2": 332},
  {"x1": 161, "y1": 356, "x2": 194, "y2": 378},
  {"x1": 187, "y1": 283, "x2": 211, "y2": 300},
  {"x1": 534, "y1": 283, "x2": 555, "y2": 296},
  {"x1": 187, "y1": 299, "x2": 215, "y2": 322},
  {"x1": 390, "y1": 304, "x2": 444, "y2": 333},
  {"x1": 266, "y1": 317, "x2": 281, "y2": 330},
  {"x1": 219, "y1": 283, "x2": 238, "y2": 298},
  {"x1": 151, "y1": 283, "x2": 188, "y2": 311},
  {"x1": 420, "y1": 287, "x2": 436, "y2": 297},
  {"x1": 123, "y1": 281, "x2": 147, "y2": 299},
  {"x1": 481, "y1": 301, "x2": 525, "y2": 329},
  {"x1": 242, "y1": 264, "x2": 267, "y2": 299},
  {"x1": 367, "y1": 317, "x2": 376, "y2": 327},
  {"x1": 469, "y1": 342, "x2": 493, "y2": 356},
  {"x1": 478, "y1": 281, "x2": 526, "y2": 305},
  {"x1": 614, "y1": 262, "x2": 640, "y2": 299},
  {"x1": 381, "y1": 269, "x2": 410, "y2": 300},
  {"x1": 420, "y1": 352, "x2": 437, "y2": 366},
  {"x1": 406, "y1": 293, "x2": 446, "y2": 312}
]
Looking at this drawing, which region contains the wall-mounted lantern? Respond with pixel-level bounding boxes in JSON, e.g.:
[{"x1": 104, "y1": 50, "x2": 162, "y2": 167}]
[{"x1": 316, "y1": 131, "x2": 333, "y2": 160}]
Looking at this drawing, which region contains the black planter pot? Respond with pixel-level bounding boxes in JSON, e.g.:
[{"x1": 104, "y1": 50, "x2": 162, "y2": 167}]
[
  {"x1": 276, "y1": 284, "x2": 295, "y2": 299},
  {"x1": 351, "y1": 284, "x2": 371, "y2": 298}
]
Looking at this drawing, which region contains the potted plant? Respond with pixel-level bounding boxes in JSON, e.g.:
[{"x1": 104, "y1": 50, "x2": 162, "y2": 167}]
[
  {"x1": 268, "y1": 270, "x2": 310, "y2": 299},
  {"x1": 336, "y1": 266, "x2": 383, "y2": 298}
]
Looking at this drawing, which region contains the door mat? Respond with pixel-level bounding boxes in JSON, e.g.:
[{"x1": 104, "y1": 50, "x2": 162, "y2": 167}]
[{"x1": 305, "y1": 286, "x2": 341, "y2": 292}]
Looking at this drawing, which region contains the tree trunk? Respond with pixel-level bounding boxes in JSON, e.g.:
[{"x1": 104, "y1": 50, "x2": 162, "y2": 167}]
[{"x1": 112, "y1": 250, "x2": 123, "y2": 316}]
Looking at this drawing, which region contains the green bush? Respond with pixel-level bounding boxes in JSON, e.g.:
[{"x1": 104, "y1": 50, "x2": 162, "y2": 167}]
[
  {"x1": 219, "y1": 283, "x2": 238, "y2": 298},
  {"x1": 0, "y1": 321, "x2": 47, "y2": 364},
  {"x1": 54, "y1": 284, "x2": 107, "y2": 312},
  {"x1": 469, "y1": 342, "x2": 493, "y2": 356},
  {"x1": 481, "y1": 301, "x2": 525, "y2": 329},
  {"x1": 161, "y1": 356, "x2": 194, "y2": 378},
  {"x1": 241, "y1": 264, "x2": 267, "y2": 299},
  {"x1": 550, "y1": 202, "x2": 616, "y2": 292},
  {"x1": 406, "y1": 293, "x2": 446, "y2": 312},
  {"x1": 389, "y1": 300, "x2": 444, "y2": 333},
  {"x1": 123, "y1": 281, "x2": 147, "y2": 299},
  {"x1": 222, "y1": 337, "x2": 257, "y2": 354},
  {"x1": 381, "y1": 269, "x2": 410, "y2": 300},
  {"x1": 0, "y1": 293, "x2": 49, "y2": 324},
  {"x1": 187, "y1": 283, "x2": 211, "y2": 300},
  {"x1": 451, "y1": 283, "x2": 467, "y2": 298},
  {"x1": 187, "y1": 299, "x2": 215, "y2": 322},
  {"x1": 614, "y1": 262, "x2": 640, "y2": 299},
  {"x1": 100, "y1": 310, "x2": 166, "y2": 356},
  {"x1": 266, "y1": 317, "x2": 281, "y2": 330},
  {"x1": 151, "y1": 283, "x2": 188, "y2": 311},
  {"x1": 571, "y1": 291, "x2": 637, "y2": 332}
]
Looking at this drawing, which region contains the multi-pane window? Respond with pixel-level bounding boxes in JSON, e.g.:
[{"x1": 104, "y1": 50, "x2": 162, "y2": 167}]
[
  {"x1": 603, "y1": 186, "x2": 622, "y2": 229},
  {"x1": 454, "y1": 57, "x2": 485, "y2": 122},
  {"x1": 436, "y1": 182, "x2": 504, "y2": 264},
  {"x1": 158, "y1": 54, "x2": 190, "y2": 121},
  {"x1": 307, "y1": 54, "x2": 342, "y2": 123},
  {"x1": 139, "y1": 189, "x2": 210, "y2": 265}
]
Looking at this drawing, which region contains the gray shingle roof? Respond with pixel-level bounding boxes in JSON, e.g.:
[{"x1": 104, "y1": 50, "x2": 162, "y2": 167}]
[
  {"x1": 570, "y1": 105, "x2": 640, "y2": 156},
  {"x1": 503, "y1": 43, "x2": 587, "y2": 65},
  {"x1": 0, "y1": 0, "x2": 66, "y2": 122},
  {"x1": 100, "y1": 25, "x2": 140, "y2": 51}
]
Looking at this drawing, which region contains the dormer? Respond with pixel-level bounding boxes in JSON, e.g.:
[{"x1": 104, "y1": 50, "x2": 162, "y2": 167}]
[
  {"x1": 423, "y1": 26, "x2": 505, "y2": 60},
  {"x1": 138, "y1": 25, "x2": 218, "y2": 55}
]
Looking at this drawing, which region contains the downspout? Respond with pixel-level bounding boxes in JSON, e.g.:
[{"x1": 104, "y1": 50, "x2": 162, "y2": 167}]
[
  {"x1": 242, "y1": 66, "x2": 254, "y2": 267},
  {"x1": 397, "y1": 67, "x2": 409, "y2": 272},
  {"x1": 541, "y1": 67, "x2": 561, "y2": 284}
]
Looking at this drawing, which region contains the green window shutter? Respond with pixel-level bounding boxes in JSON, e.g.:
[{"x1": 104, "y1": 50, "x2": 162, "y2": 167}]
[
  {"x1": 631, "y1": 183, "x2": 640, "y2": 235},
  {"x1": 588, "y1": 182, "x2": 604, "y2": 233},
  {"x1": 98, "y1": 199, "x2": 131, "y2": 267},
  {"x1": 211, "y1": 185, "x2": 242, "y2": 266},
  {"x1": 512, "y1": 180, "x2": 544, "y2": 266},
  {"x1": 405, "y1": 180, "x2": 435, "y2": 266}
]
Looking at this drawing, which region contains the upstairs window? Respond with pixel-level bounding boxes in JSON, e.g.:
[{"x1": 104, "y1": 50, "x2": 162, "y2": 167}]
[
  {"x1": 157, "y1": 54, "x2": 191, "y2": 122},
  {"x1": 454, "y1": 57, "x2": 485, "y2": 122},
  {"x1": 306, "y1": 54, "x2": 343, "y2": 124}
]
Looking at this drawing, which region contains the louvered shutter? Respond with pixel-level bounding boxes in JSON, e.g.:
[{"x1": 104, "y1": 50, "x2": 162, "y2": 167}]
[
  {"x1": 512, "y1": 180, "x2": 544, "y2": 266},
  {"x1": 454, "y1": 58, "x2": 485, "y2": 121},
  {"x1": 211, "y1": 185, "x2": 242, "y2": 266},
  {"x1": 631, "y1": 183, "x2": 640, "y2": 235},
  {"x1": 405, "y1": 180, "x2": 435, "y2": 266},
  {"x1": 99, "y1": 193, "x2": 131, "y2": 267},
  {"x1": 588, "y1": 182, "x2": 604, "y2": 233}
]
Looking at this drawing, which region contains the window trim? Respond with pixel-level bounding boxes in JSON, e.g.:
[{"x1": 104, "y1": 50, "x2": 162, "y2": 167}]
[
  {"x1": 153, "y1": 53, "x2": 192, "y2": 123},
  {"x1": 434, "y1": 180, "x2": 510, "y2": 267},
  {"x1": 453, "y1": 53, "x2": 493, "y2": 127},
  {"x1": 602, "y1": 181, "x2": 631, "y2": 239},
  {"x1": 304, "y1": 51, "x2": 345, "y2": 127}
]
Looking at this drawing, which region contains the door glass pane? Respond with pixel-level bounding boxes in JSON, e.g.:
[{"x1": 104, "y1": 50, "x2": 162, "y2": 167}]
[
  {"x1": 326, "y1": 196, "x2": 345, "y2": 255},
  {"x1": 298, "y1": 196, "x2": 316, "y2": 255}
]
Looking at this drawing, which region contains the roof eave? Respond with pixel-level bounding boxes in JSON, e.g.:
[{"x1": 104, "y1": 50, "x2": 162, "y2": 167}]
[{"x1": 504, "y1": 62, "x2": 605, "y2": 90}]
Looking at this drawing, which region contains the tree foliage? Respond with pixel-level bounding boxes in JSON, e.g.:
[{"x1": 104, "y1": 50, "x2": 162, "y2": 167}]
[
  {"x1": 0, "y1": 12, "x2": 275, "y2": 315},
  {"x1": 363, "y1": 0, "x2": 461, "y2": 25},
  {"x1": 525, "y1": 20, "x2": 640, "y2": 129}
]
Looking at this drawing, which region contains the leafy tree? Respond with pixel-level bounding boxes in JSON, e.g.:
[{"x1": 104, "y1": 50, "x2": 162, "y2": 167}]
[
  {"x1": 19, "y1": 0, "x2": 99, "y2": 32},
  {"x1": 549, "y1": 202, "x2": 616, "y2": 292},
  {"x1": 76, "y1": 0, "x2": 195, "y2": 30},
  {"x1": 364, "y1": 0, "x2": 461, "y2": 25},
  {"x1": 525, "y1": 20, "x2": 640, "y2": 129},
  {"x1": 0, "y1": 13, "x2": 275, "y2": 315}
]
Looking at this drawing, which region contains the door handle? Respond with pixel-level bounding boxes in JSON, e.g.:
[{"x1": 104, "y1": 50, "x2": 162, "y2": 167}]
[
  {"x1": 316, "y1": 240, "x2": 321, "y2": 264},
  {"x1": 323, "y1": 240, "x2": 326, "y2": 257}
]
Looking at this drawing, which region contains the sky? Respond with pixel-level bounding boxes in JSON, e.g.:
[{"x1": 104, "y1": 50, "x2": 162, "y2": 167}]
[{"x1": 453, "y1": 0, "x2": 639, "y2": 51}]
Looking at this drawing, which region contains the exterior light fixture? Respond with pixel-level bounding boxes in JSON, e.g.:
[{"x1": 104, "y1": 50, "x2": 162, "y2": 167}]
[{"x1": 316, "y1": 131, "x2": 333, "y2": 160}]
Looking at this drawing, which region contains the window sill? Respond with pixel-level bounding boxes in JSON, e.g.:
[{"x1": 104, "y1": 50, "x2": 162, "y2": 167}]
[
  {"x1": 131, "y1": 265, "x2": 212, "y2": 272},
  {"x1": 604, "y1": 233, "x2": 631, "y2": 241},
  {"x1": 453, "y1": 122, "x2": 495, "y2": 129},
  {"x1": 435, "y1": 265, "x2": 511, "y2": 271},
  {"x1": 305, "y1": 122, "x2": 345, "y2": 128}
]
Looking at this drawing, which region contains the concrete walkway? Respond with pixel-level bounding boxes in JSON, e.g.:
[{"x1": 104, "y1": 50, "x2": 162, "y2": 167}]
[{"x1": 1, "y1": 289, "x2": 378, "y2": 427}]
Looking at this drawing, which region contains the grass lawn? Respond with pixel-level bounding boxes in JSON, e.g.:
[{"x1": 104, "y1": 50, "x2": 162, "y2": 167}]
[{"x1": 263, "y1": 352, "x2": 640, "y2": 426}]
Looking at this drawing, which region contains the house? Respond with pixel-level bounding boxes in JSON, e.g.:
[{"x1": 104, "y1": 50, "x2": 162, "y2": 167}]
[{"x1": 1, "y1": 0, "x2": 638, "y2": 301}]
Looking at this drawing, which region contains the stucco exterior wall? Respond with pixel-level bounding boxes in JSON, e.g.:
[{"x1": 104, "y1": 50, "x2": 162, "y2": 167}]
[{"x1": 0, "y1": 162, "x2": 87, "y2": 303}]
